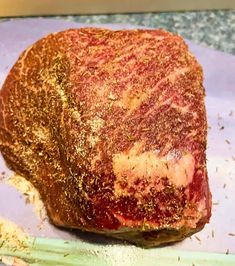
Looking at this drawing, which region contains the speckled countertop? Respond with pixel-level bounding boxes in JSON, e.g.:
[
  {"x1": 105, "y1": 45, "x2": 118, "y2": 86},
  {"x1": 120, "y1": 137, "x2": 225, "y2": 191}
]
[
  {"x1": 56, "y1": 11, "x2": 234, "y2": 54},
  {"x1": 0, "y1": 10, "x2": 235, "y2": 54}
]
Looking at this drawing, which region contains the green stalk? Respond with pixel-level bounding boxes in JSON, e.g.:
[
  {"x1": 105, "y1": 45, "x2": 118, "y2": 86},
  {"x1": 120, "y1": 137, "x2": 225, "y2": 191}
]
[{"x1": 0, "y1": 236, "x2": 234, "y2": 266}]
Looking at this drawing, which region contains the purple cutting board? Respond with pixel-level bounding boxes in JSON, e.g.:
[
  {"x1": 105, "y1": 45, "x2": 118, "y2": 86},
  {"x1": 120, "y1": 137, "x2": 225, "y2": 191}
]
[{"x1": 0, "y1": 18, "x2": 235, "y2": 254}]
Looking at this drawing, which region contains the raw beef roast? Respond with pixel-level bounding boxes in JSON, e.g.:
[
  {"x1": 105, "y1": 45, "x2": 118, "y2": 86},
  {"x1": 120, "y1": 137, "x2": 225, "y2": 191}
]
[{"x1": 0, "y1": 28, "x2": 211, "y2": 247}]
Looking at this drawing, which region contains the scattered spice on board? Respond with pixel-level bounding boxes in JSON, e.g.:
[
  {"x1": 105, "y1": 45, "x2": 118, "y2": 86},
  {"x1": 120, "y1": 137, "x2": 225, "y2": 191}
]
[
  {"x1": 232, "y1": 156, "x2": 235, "y2": 161},
  {"x1": 212, "y1": 230, "x2": 215, "y2": 238},
  {"x1": 194, "y1": 235, "x2": 201, "y2": 243},
  {"x1": 178, "y1": 256, "x2": 180, "y2": 261},
  {"x1": 216, "y1": 167, "x2": 218, "y2": 172},
  {"x1": 226, "y1": 249, "x2": 229, "y2": 255},
  {"x1": 229, "y1": 110, "x2": 233, "y2": 117},
  {"x1": 225, "y1": 140, "x2": 231, "y2": 144},
  {"x1": 213, "y1": 202, "x2": 219, "y2": 206},
  {"x1": 0, "y1": 217, "x2": 28, "y2": 251},
  {"x1": 0, "y1": 172, "x2": 6, "y2": 182},
  {"x1": 219, "y1": 126, "x2": 224, "y2": 130},
  {"x1": 223, "y1": 183, "x2": 226, "y2": 188},
  {"x1": 0, "y1": 256, "x2": 29, "y2": 266},
  {"x1": 6, "y1": 174, "x2": 47, "y2": 222},
  {"x1": 228, "y1": 233, "x2": 235, "y2": 236},
  {"x1": 0, "y1": 241, "x2": 5, "y2": 248}
]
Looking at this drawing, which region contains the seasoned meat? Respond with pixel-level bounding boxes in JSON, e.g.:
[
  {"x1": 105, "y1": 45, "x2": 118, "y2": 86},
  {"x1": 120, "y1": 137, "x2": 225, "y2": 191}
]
[{"x1": 0, "y1": 28, "x2": 211, "y2": 247}]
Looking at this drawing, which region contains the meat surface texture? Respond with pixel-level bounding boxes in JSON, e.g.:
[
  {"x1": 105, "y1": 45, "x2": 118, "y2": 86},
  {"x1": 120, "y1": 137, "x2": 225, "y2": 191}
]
[{"x1": 0, "y1": 28, "x2": 211, "y2": 247}]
